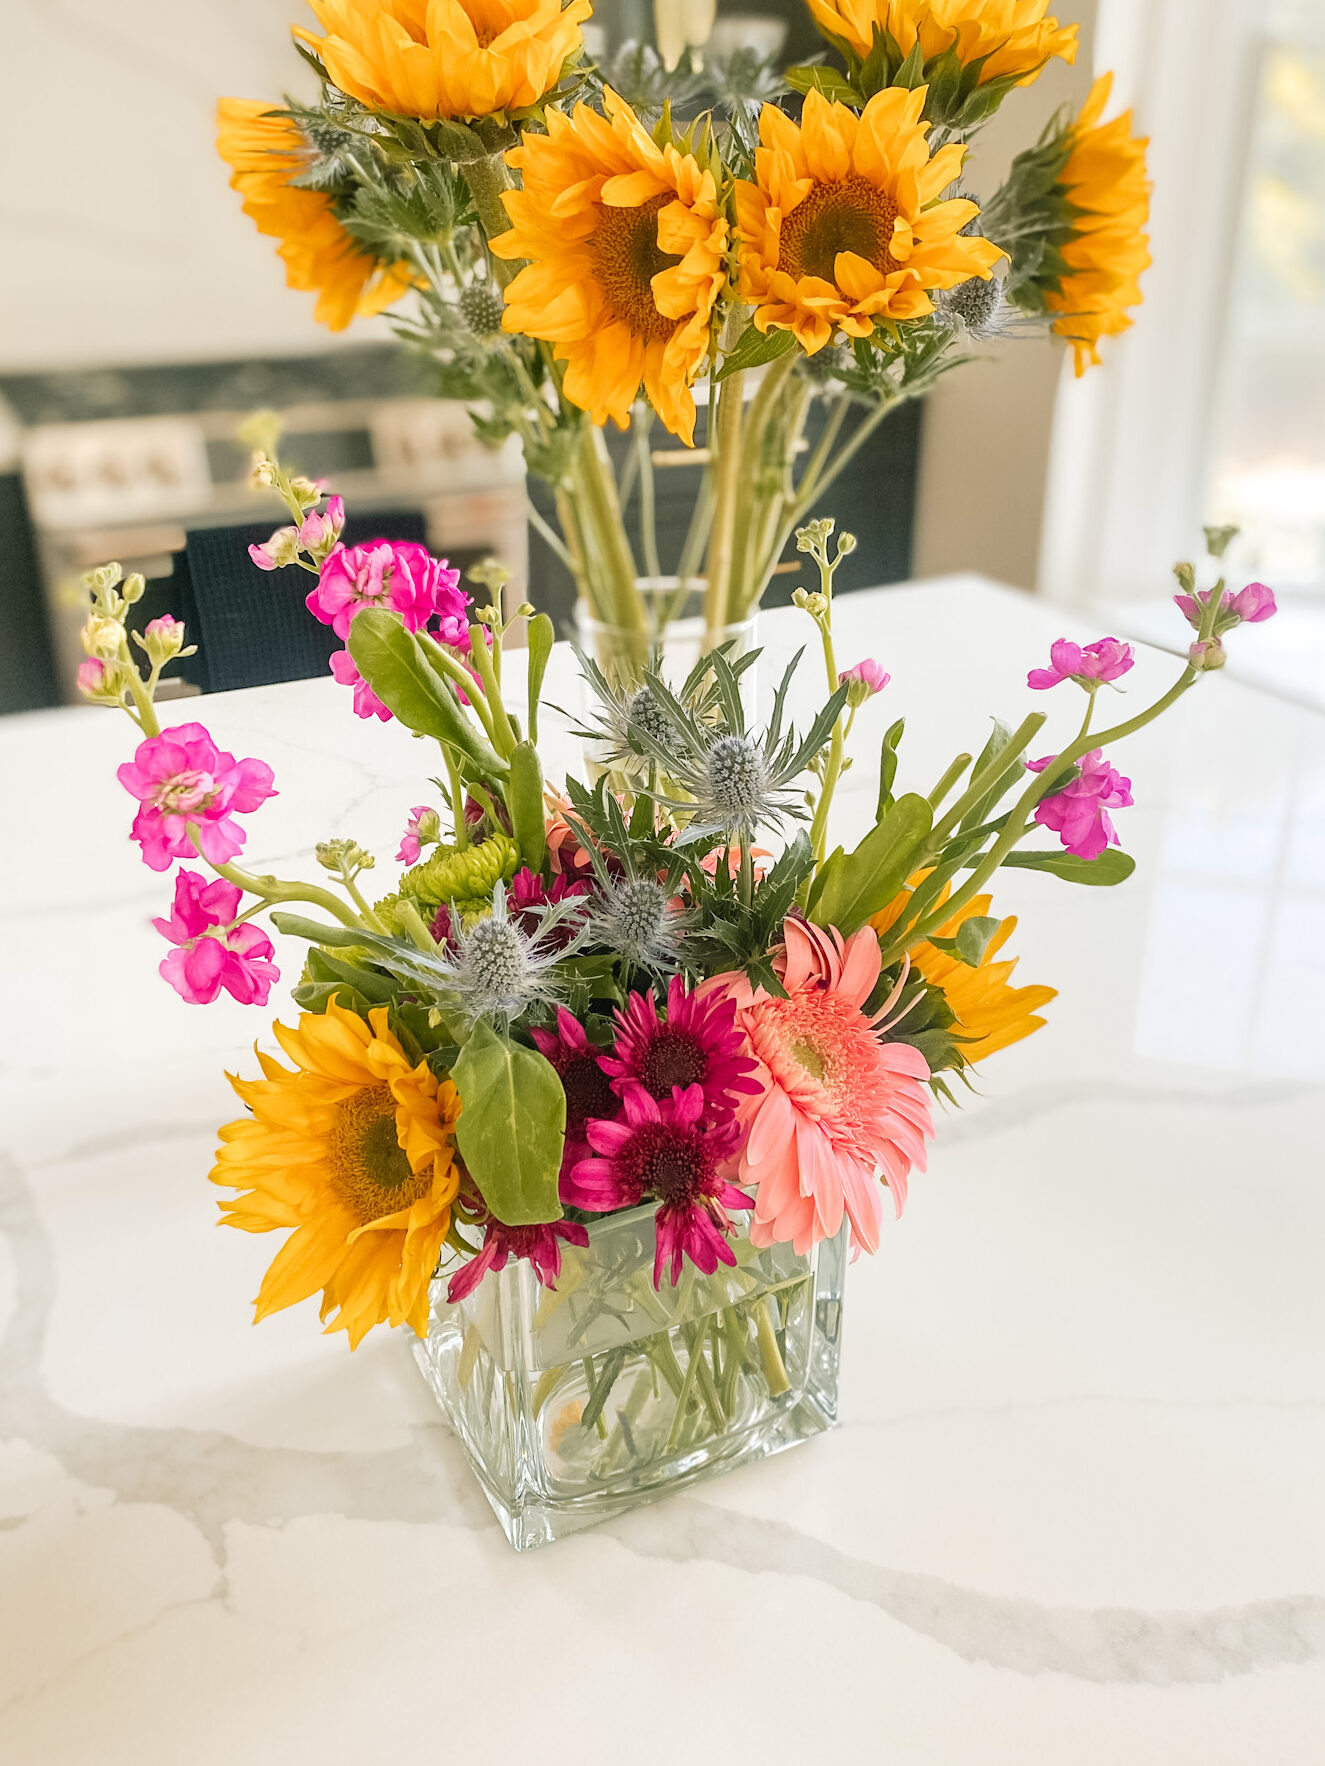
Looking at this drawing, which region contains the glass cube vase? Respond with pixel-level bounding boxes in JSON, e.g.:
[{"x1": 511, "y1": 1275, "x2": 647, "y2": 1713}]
[{"x1": 413, "y1": 1203, "x2": 847, "y2": 1551}]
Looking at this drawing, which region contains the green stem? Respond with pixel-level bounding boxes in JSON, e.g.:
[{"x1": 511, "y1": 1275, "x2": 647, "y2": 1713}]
[
  {"x1": 704, "y1": 368, "x2": 747, "y2": 645},
  {"x1": 634, "y1": 410, "x2": 662, "y2": 583},
  {"x1": 808, "y1": 579, "x2": 845, "y2": 866},
  {"x1": 193, "y1": 837, "x2": 365, "y2": 931},
  {"x1": 416, "y1": 633, "x2": 499, "y2": 747},
  {"x1": 927, "y1": 753, "x2": 973, "y2": 811},
  {"x1": 572, "y1": 426, "x2": 644, "y2": 649},
  {"x1": 526, "y1": 496, "x2": 576, "y2": 574},
  {"x1": 464, "y1": 623, "x2": 518, "y2": 756},
  {"x1": 461, "y1": 154, "x2": 517, "y2": 287},
  {"x1": 755, "y1": 1299, "x2": 791, "y2": 1397},
  {"x1": 929, "y1": 712, "x2": 1048, "y2": 846},
  {"x1": 442, "y1": 745, "x2": 470, "y2": 850}
]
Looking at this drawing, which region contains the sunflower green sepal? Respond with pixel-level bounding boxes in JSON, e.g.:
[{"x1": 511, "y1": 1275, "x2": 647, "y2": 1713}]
[{"x1": 452, "y1": 1022, "x2": 566, "y2": 1227}]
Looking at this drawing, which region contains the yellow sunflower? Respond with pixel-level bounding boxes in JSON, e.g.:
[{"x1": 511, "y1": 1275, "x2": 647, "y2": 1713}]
[
  {"x1": 1047, "y1": 74, "x2": 1152, "y2": 375},
  {"x1": 807, "y1": 0, "x2": 1078, "y2": 87},
  {"x1": 492, "y1": 88, "x2": 729, "y2": 443},
  {"x1": 217, "y1": 99, "x2": 414, "y2": 332},
  {"x1": 212, "y1": 1000, "x2": 462, "y2": 1348},
  {"x1": 294, "y1": 0, "x2": 591, "y2": 122},
  {"x1": 734, "y1": 87, "x2": 1003, "y2": 355},
  {"x1": 871, "y1": 882, "x2": 1056, "y2": 1061}
]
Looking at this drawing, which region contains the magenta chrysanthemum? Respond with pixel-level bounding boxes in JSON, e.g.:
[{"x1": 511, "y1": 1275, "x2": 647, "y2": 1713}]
[
  {"x1": 566, "y1": 1084, "x2": 750, "y2": 1288},
  {"x1": 705, "y1": 918, "x2": 934, "y2": 1256},
  {"x1": 446, "y1": 1217, "x2": 590, "y2": 1304},
  {"x1": 602, "y1": 976, "x2": 762, "y2": 1120},
  {"x1": 530, "y1": 1007, "x2": 620, "y2": 1165}
]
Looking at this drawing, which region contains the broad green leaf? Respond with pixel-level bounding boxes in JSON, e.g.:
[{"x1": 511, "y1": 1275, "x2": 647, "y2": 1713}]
[
  {"x1": 348, "y1": 610, "x2": 508, "y2": 775},
  {"x1": 928, "y1": 915, "x2": 1003, "y2": 968},
  {"x1": 271, "y1": 912, "x2": 370, "y2": 949},
  {"x1": 994, "y1": 848, "x2": 1137, "y2": 886},
  {"x1": 810, "y1": 793, "x2": 934, "y2": 935},
  {"x1": 305, "y1": 947, "x2": 398, "y2": 1003},
  {"x1": 452, "y1": 1023, "x2": 565, "y2": 1227},
  {"x1": 784, "y1": 65, "x2": 863, "y2": 105},
  {"x1": 714, "y1": 322, "x2": 799, "y2": 382}
]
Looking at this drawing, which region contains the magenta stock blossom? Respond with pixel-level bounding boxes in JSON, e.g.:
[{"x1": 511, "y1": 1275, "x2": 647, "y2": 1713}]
[
  {"x1": 117, "y1": 722, "x2": 276, "y2": 871},
  {"x1": 306, "y1": 539, "x2": 464, "y2": 642},
  {"x1": 602, "y1": 978, "x2": 762, "y2": 1120},
  {"x1": 445, "y1": 1217, "x2": 590, "y2": 1304},
  {"x1": 1174, "y1": 582, "x2": 1278, "y2": 631},
  {"x1": 77, "y1": 658, "x2": 111, "y2": 696},
  {"x1": 396, "y1": 805, "x2": 438, "y2": 865},
  {"x1": 152, "y1": 871, "x2": 279, "y2": 1007},
  {"x1": 1028, "y1": 637, "x2": 1135, "y2": 691},
  {"x1": 1028, "y1": 749, "x2": 1134, "y2": 861},
  {"x1": 328, "y1": 648, "x2": 391, "y2": 721},
  {"x1": 249, "y1": 498, "x2": 347, "y2": 573},
  {"x1": 566, "y1": 1084, "x2": 750, "y2": 1289},
  {"x1": 839, "y1": 658, "x2": 890, "y2": 697}
]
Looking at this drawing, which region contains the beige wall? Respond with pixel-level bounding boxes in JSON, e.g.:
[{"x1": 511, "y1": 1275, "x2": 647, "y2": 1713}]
[{"x1": 913, "y1": 2, "x2": 1099, "y2": 591}]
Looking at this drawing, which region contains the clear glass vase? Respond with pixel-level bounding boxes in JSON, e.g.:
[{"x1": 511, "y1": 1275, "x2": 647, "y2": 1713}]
[{"x1": 413, "y1": 1203, "x2": 847, "y2": 1551}]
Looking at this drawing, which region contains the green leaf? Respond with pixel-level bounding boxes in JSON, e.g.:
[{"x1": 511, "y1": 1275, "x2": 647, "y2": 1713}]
[
  {"x1": 305, "y1": 948, "x2": 398, "y2": 1003},
  {"x1": 784, "y1": 65, "x2": 863, "y2": 105},
  {"x1": 348, "y1": 610, "x2": 509, "y2": 775},
  {"x1": 271, "y1": 912, "x2": 369, "y2": 948},
  {"x1": 930, "y1": 915, "x2": 1002, "y2": 968},
  {"x1": 892, "y1": 40, "x2": 928, "y2": 89},
  {"x1": 810, "y1": 793, "x2": 934, "y2": 936},
  {"x1": 992, "y1": 848, "x2": 1137, "y2": 886},
  {"x1": 452, "y1": 1023, "x2": 565, "y2": 1227},
  {"x1": 714, "y1": 322, "x2": 800, "y2": 382},
  {"x1": 877, "y1": 717, "x2": 905, "y2": 817}
]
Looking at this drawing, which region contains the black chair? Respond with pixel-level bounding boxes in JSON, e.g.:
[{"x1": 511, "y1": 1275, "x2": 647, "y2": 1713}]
[{"x1": 162, "y1": 509, "x2": 429, "y2": 694}]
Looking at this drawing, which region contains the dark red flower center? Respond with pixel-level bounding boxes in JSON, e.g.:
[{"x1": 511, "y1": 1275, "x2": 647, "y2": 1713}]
[
  {"x1": 638, "y1": 1027, "x2": 708, "y2": 1098},
  {"x1": 631, "y1": 1122, "x2": 715, "y2": 1208},
  {"x1": 560, "y1": 1051, "x2": 618, "y2": 1132}
]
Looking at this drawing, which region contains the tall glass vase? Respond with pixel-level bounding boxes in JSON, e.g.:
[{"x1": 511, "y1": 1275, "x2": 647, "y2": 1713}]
[{"x1": 414, "y1": 1203, "x2": 847, "y2": 1552}]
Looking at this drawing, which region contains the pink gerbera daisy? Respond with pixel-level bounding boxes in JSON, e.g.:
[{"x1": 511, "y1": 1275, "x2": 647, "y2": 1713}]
[
  {"x1": 705, "y1": 917, "x2": 934, "y2": 1256},
  {"x1": 530, "y1": 1008, "x2": 620, "y2": 1164},
  {"x1": 567, "y1": 1084, "x2": 750, "y2": 1288},
  {"x1": 602, "y1": 977, "x2": 762, "y2": 1119},
  {"x1": 446, "y1": 1216, "x2": 590, "y2": 1304}
]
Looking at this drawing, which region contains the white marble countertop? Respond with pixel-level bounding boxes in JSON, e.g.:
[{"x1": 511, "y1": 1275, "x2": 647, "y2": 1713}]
[{"x1": 2, "y1": 576, "x2": 1323, "y2": 1763}]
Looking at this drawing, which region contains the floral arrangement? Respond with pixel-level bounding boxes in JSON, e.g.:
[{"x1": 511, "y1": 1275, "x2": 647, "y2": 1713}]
[
  {"x1": 217, "y1": 0, "x2": 1151, "y2": 663},
  {"x1": 77, "y1": 500, "x2": 1277, "y2": 1371}
]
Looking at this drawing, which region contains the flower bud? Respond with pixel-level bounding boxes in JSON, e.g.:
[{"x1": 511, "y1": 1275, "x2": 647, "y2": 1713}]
[
  {"x1": 77, "y1": 657, "x2": 125, "y2": 702},
  {"x1": 1173, "y1": 561, "x2": 1197, "y2": 596},
  {"x1": 836, "y1": 531, "x2": 858, "y2": 557},
  {"x1": 81, "y1": 614, "x2": 125, "y2": 660},
  {"x1": 121, "y1": 573, "x2": 147, "y2": 605},
  {"x1": 142, "y1": 615, "x2": 186, "y2": 665},
  {"x1": 248, "y1": 456, "x2": 276, "y2": 491},
  {"x1": 804, "y1": 591, "x2": 828, "y2": 619},
  {"x1": 792, "y1": 587, "x2": 811, "y2": 610},
  {"x1": 83, "y1": 562, "x2": 124, "y2": 598},
  {"x1": 249, "y1": 526, "x2": 301, "y2": 572},
  {"x1": 1190, "y1": 638, "x2": 1227, "y2": 671},
  {"x1": 795, "y1": 517, "x2": 835, "y2": 555},
  {"x1": 316, "y1": 838, "x2": 377, "y2": 874},
  {"x1": 839, "y1": 658, "x2": 890, "y2": 707},
  {"x1": 287, "y1": 474, "x2": 324, "y2": 508},
  {"x1": 1204, "y1": 523, "x2": 1239, "y2": 561}
]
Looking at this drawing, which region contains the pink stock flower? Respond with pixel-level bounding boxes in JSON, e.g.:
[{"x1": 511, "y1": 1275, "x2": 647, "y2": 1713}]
[
  {"x1": 446, "y1": 1217, "x2": 590, "y2": 1304},
  {"x1": 1028, "y1": 748, "x2": 1134, "y2": 861},
  {"x1": 1028, "y1": 636, "x2": 1135, "y2": 691},
  {"x1": 1174, "y1": 581, "x2": 1278, "y2": 631},
  {"x1": 116, "y1": 722, "x2": 276, "y2": 872},
  {"x1": 144, "y1": 615, "x2": 182, "y2": 643},
  {"x1": 704, "y1": 918, "x2": 934, "y2": 1256},
  {"x1": 839, "y1": 658, "x2": 891, "y2": 698},
  {"x1": 396, "y1": 805, "x2": 438, "y2": 865},
  {"x1": 602, "y1": 977, "x2": 762, "y2": 1120},
  {"x1": 297, "y1": 496, "x2": 346, "y2": 554},
  {"x1": 328, "y1": 648, "x2": 391, "y2": 721},
  {"x1": 306, "y1": 539, "x2": 465, "y2": 641},
  {"x1": 248, "y1": 527, "x2": 299, "y2": 572},
  {"x1": 530, "y1": 1007, "x2": 619, "y2": 1167},
  {"x1": 152, "y1": 870, "x2": 279, "y2": 1006},
  {"x1": 566, "y1": 1084, "x2": 750, "y2": 1289},
  {"x1": 77, "y1": 658, "x2": 111, "y2": 696}
]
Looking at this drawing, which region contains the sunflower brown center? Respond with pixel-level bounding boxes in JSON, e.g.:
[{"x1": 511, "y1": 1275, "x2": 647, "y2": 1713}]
[
  {"x1": 778, "y1": 175, "x2": 902, "y2": 286},
  {"x1": 639, "y1": 1028, "x2": 707, "y2": 1098},
  {"x1": 330, "y1": 1084, "x2": 431, "y2": 1224},
  {"x1": 589, "y1": 193, "x2": 683, "y2": 344}
]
